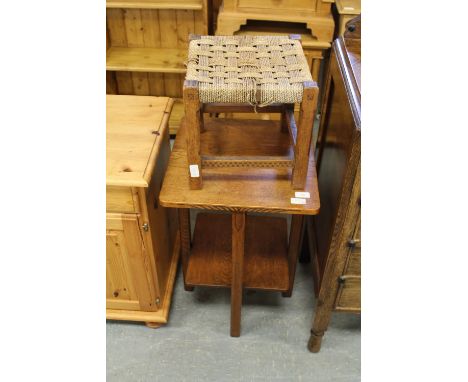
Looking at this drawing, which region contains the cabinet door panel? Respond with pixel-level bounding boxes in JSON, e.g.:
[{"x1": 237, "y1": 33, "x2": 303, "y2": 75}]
[{"x1": 106, "y1": 213, "x2": 159, "y2": 311}]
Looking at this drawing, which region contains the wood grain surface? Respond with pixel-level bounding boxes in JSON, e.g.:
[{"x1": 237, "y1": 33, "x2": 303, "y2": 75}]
[
  {"x1": 106, "y1": 47, "x2": 188, "y2": 73},
  {"x1": 106, "y1": 0, "x2": 203, "y2": 10},
  {"x1": 159, "y1": 117, "x2": 320, "y2": 214},
  {"x1": 185, "y1": 213, "x2": 289, "y2": 291},
  {"x1": 106, "y1": 95, "x2": 173, "y2": 187}
]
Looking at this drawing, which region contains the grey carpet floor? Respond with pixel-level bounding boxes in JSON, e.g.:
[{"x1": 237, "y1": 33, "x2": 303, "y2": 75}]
[{"x1": 107, "y1": 258, "x2": 361, "y2": 381}]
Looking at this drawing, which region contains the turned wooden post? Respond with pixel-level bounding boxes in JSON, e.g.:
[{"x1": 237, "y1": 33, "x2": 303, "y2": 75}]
[
  {"x1": 183, "y1": 79, "x2": 203, "y2": 190},
  {"x1": 292, "y1": 81, "x2": 318, "y2": 189}
]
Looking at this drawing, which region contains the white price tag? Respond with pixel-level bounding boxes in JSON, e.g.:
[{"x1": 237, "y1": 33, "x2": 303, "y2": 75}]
[
  {"x1": 344, "y1": 6, "x2": 354, "y2": 10},
  {"x1": 295, "y1": 191, "x2": 310, "y2": 199},
  {"x1": 189, "y1": 164, "x2": 200, "y2": 178},
  {"x1": 291, "y1": 197, "x2": 306, "y2": 205}
]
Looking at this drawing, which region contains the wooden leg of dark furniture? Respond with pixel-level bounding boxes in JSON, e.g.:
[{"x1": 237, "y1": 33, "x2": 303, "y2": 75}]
[
  {"x1": 282, "y1": 214, "x2": 304, "y2": 297},
  {"x1": 308, "y1": 253, "x2": 343, "y2": 352},
  {"x1": 183, "y1": 80, "x2": 203, "y2": 190},
  {"x1": 308, "y1": 328, "x2": 325, "y2": 353},
  {"x1": 292, "y1": 82, "x2": 319, "y2": 189},
  {"x1": 308, "y1": 301, "x2": 332, "y2": 353},
  {"x1": 230, "y1": 212, "x2": 245, "y2": 337},
  {"x1": 178, "y1": 208, "x2": 194, "y2": 292}
]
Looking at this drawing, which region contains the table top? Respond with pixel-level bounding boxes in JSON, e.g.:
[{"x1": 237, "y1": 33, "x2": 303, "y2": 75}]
[
  {"x1": 106, "y1": 95, "x2": 173, "y2": 187},
  {"x1": 159, "y1": 117, "x2": 320, "y2": 215},
  {"x1": 336, "y1": 0, "x2": 361, "y2": 15}
]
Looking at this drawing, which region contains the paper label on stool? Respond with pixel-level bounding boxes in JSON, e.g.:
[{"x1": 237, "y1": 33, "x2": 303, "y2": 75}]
[
  {"x1": 295, "y1": 191, "x2": 310, "y2": 199},
  {"x1": 291, "y1": 197, "x2": 306, "y2": 205},
  {"x1": 189, "y1": 164, "x2": 200, "y2": 178}
]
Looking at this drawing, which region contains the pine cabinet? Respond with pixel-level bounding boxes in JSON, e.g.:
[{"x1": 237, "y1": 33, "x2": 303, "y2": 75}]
[{"x1": 106, "y1": 95, "x2": 179, "y2": 327}]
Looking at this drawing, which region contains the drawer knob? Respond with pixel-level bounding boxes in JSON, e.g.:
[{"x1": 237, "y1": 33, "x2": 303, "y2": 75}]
[{"x1": 347, "y1": 239, "x2": 361, "y2": 248}]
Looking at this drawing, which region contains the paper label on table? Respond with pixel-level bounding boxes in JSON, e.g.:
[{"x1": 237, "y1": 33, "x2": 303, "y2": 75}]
[
  {"x1": 344, "y1": 6, "x2": 355, "y2": 10},
  {"x1": 295, "y1": 191, "x2": 310, "y2": 199},
  {"x1": 291, "y1": 197, "x2": 307, "y2": 205},
  {"x1": 189, "y1": 164, "x2": 200, "y2": 177}
]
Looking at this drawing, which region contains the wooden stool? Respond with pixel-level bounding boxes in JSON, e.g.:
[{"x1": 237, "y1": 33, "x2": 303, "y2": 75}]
[{"x1": 183, "y1": 34, "x2": 319, "y2": 191}]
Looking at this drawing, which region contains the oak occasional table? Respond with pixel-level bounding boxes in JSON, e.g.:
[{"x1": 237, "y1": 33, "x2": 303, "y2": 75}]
[
  {"x1": 106, "y1": 95, "x2": 179, "y2": 328},
  {"x1": 159, "y1": 116, "x2": 320, "y2": 337}
]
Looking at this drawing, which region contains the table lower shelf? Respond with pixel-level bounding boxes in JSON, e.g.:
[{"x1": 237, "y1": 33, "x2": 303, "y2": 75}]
[{"x1": 186, "y1": 213, "x2": 289, "y2": 292}]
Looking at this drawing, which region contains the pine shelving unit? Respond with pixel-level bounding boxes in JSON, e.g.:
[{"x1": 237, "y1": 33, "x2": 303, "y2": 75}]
[
  {"x1": 106, "y1": 47, "x2": 188, "y2": 73},
  {"x1": 106, "y1": 0, "x2": 211, "y2": 135}
]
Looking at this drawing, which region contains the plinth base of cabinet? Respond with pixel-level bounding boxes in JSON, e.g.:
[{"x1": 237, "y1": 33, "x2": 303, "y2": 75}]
[
  {"x1": 106, "y1": 234, "x2": 180, "y2": 325},
  {"x1": 185, "y1": 213, "x2": 289, "y2": 292}
]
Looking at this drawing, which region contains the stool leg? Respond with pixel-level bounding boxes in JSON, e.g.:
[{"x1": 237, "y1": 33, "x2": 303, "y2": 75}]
[
  {"x1": 280, "y1": 110, "x2": 288, "y2": 133},
  {"x1": 231, "y1": 212, "x2": 245, "y2": 337},
  {"x1": 178, "y1": 209, "x2": 194, "y2": 292},
  {"x1": 183, "y1": 80, "x2": 203, "y2": 190},
  {"x1": 282, "y1": 215, "x2": 304, "y2": 297},
  {"x1": 292, "y1": 82, "x2": 319, "y2": 189}
]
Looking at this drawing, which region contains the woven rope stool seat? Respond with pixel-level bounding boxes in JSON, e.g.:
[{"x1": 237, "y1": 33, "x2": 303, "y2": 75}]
[
  {"x1": 183, "y1": 34, "x2": 319, "y2": 191},
  {"x1": 186, "y1": 35, "x2": 313, "y2": 105}
]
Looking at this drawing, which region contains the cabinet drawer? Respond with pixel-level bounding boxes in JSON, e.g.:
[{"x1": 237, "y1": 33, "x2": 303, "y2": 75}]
[
  {"x1": 344, "y1": 248, "x2": 360, "y2": 275},
  {"x1": 237, "y1": 0, "x2": 317, "y2": 11},
  {"x1": 106, "y1": 186, "x2": 136, "y2": 213},
  {"x1": 343, "y1": 209, "x2": 360, "y2": 275},
  {"x1": 335, "y1": 276, "x2": 360, "y2": 311}
]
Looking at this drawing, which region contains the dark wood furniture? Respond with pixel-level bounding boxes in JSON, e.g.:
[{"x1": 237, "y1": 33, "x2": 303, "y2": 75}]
[
  {"x1": 159, "y1": 116, "x2": 320, "y2": 337},
  {"x1": 306, "y1": 16, "x2": 361, "y2": 352}
]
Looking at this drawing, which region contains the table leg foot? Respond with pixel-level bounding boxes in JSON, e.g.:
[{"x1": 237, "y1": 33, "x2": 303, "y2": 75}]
[{"x1": 307, "y1": 330, "x2": 324, "y2": 353}]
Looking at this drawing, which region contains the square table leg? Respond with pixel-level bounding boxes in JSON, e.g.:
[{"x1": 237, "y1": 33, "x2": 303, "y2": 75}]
[
  {"x1": 178, "y1": 208, "x2": 194, "y2": 291},
  {"x1": 283, "y1": 214, "x2": 304, "y2": 297},
  {"x1": 231, "y1": 211, "x2": 245, "y2": 337}
]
